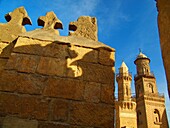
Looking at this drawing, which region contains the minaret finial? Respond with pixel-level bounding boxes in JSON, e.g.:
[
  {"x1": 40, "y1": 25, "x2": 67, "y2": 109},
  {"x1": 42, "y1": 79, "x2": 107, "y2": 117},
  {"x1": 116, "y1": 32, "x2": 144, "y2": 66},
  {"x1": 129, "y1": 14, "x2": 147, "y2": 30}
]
[{"x1": 139, "y1": 48, "x2": 142, "y2": 53}]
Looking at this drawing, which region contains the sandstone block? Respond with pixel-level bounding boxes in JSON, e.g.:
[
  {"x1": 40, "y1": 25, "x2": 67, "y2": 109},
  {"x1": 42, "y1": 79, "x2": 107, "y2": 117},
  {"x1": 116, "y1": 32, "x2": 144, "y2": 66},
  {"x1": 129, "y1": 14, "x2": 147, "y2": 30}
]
[
  {"x1": 16, "y1": 74, "x2": 47, "y2": 95},
  {"x1": 68, "y1": 45, "x2": 98, "y2": 63},
  {"x1": 0, "y1": 58, "x2": 8, "y2": 71},
  {"x1": 37, "y1": 57, "x2": 66, "y2": 76},
  {"x1": 0, "y1": 7, "x2": 31, "y2": 43},
  {"x1": 0, "y1": 71, "x2": 18, "y2": 92},
  {"x1": 19, "y1": 96, "x2": 49, "y2": 120},
  {"x1": 38, "y1": 122, "x2": 69, "y2": 128},
  {"x1": 101, "y1": 84, "x2": 114, "y2": 104},
  {"x1": 0, "y1": 42, "x2": 15, "y2": 58},
  {"x1": 0, "y1": 117, "x2": 4, "y2": 127},
  {"x1": 84, "y1": 82, "x2": 101, "y2": 103},
  {"x1": 6, "y1": 53, "x2": 39, "y2": 73},
  {"x1": 2, "y1": 116, "x2": 38, "y2": 128},
  {"x1": 0, "y1": 93, "x2": 20, "y2": 115},
  {"x1": 99, "y1": 49, "x2": 115, "y2": 66},
  {"x1": 43, "y1": 77, "x2": 84, "y2": 100},
  {"x1": 0, "y1": 42, "x2": 10, "y2": 57},
  {"x1": 69, "y1": 126, "x2": 94, "y2": 128},
  {"x1": 13, "y1": 37, "x2": 49, "y2": 55},
  {"x1": 0, "y1": 71, "x2": 47, "y2": 95},
  {"x1": 51, "y1": 99, "x2": 69, "y2": 122},
  {"x1": 66, "y1": 46, "x2": 98, "y2": 78},
  {"x1": 70, "y1": 102, "x2": 114, "y2": 127},
  {"x1": 69, "y1": 16, "x2": 98, "y2": 41},
  {"x1": 14, "y1": 37, "x2": 69, "y2": 58},
  {"x1": 0, "y1": 93, "x2": 49, "y2": 120},
  {"x1": 78, "y1": 62, "x2": 114, "y2": 84}
]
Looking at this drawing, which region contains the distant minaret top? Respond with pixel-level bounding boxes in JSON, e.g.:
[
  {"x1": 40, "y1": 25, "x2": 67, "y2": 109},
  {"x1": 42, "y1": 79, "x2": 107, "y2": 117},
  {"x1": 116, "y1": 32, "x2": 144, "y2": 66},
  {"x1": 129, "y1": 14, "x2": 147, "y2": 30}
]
[
  {"x1": 119, "y1": 61, "x2": 129, "y2": 74},
  {"x1": 136, "y1": 52, "x2": 148, "y2": 59},
  {"x1": 134, "y1": 51, "x2": 150, "y2": 64},
  {"x1": 134, "y1": 51, "x2": 151, "y2": 76}
]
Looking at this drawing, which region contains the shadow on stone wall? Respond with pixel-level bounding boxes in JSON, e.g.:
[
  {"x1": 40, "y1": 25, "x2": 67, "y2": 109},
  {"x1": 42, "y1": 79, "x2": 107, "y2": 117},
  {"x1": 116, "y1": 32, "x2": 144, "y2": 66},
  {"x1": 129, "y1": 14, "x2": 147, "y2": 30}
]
[{"x1": 0, "y1": 37, "x2": 115, "y2": 128}]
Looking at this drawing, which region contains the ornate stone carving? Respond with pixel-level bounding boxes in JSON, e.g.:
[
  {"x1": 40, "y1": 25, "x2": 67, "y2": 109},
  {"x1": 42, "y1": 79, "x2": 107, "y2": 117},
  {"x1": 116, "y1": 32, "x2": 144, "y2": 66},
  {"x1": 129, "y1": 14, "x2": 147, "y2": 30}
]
[
  {"x1": 69, "y1": 16, "x2": 98, "y2": 41},
  {"x1": 38, "y1": 11, "x2": 63, "y2": 35},
  {"x1": 0, "y1": 6, "x2": 32, "y2": 43}
]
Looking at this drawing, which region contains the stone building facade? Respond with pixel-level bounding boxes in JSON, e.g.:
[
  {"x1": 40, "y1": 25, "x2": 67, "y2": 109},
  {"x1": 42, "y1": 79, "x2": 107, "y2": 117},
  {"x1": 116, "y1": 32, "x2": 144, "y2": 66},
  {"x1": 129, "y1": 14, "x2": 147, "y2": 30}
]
[
  {"x1": 115, "y1": 52, "x2": 169, "y2": 128},
  {"x1": 115, "y1": 62, "x2": 137, "y2": 128},
  {"x1": 156, "y1": 0, "x2": 170, "y2": 97},
  {"x1": 0, "y1": 7, "x2": 115, "y2": 128},
  {"x1": 134, "y1": 52, "x2": 168, "y2": 128}
]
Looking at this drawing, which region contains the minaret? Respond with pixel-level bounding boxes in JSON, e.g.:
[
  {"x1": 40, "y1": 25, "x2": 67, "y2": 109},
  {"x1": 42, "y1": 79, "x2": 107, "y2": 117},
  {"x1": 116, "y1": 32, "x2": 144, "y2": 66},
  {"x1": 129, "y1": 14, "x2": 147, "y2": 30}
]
[
  {"x1": 134, "y1": 52, "x2": 169, "y2": 128},
  {"x1": 117, "y1": 62, "x2": 132, "y2": 101},
  {"x1": 115, "y1": 61, "x2": 137, "y2": 128}
]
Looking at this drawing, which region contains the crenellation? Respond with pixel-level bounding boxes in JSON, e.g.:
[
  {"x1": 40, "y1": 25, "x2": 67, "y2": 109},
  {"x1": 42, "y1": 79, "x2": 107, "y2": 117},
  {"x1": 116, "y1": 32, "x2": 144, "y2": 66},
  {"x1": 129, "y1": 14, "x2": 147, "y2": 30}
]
[
  {"x1": 0, "y1": 7, "x2": 31, "y2": 43},
  {"x1": 0, "y1": 7, "x2": 115, "y2": 128},
  {"x1": 69, "y1": 16, "x2": 98, "y2": 41},
  {"x1": 38, "y1": 11, "x2": 63, "y2": 35}
]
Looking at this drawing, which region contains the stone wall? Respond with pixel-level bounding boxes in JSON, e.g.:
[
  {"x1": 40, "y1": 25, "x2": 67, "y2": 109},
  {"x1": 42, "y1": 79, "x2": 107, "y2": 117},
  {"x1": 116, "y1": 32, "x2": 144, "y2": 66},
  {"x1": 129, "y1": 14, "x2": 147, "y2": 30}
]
[
  {"x1": 0, "y1": 7, "x2": 115, "y2": 128},
  {"x1": 157, "y1": 0, "x2": 170, "y2": 97}
]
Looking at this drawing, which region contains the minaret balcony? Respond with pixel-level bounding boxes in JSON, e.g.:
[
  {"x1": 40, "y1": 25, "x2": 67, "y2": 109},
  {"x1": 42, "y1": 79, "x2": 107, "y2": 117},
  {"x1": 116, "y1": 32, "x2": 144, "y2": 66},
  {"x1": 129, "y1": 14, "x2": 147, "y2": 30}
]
[
  {"x1": 144, "y1": 92, "x2": 164, "y2": 98},
  {"x1": 115, "y1": 93, "x2": 136, "y2": 102},
  {"x1": 116, "y1": 72, "x2": 132, "y2": 81},
  {"x1": 134, "y1": 71, "x2": 155, "y2": 79},
  {"x1": 116, "y1": 72, "x2": 132, "y2": 78}
]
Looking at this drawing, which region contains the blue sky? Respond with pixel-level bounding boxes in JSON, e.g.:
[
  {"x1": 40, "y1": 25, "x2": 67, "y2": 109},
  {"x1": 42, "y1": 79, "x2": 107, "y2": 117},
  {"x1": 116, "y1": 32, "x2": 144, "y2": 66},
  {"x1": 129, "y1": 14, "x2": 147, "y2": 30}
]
[{"x1": 0, "y1": 0, "x2": 169, "y2": 124}]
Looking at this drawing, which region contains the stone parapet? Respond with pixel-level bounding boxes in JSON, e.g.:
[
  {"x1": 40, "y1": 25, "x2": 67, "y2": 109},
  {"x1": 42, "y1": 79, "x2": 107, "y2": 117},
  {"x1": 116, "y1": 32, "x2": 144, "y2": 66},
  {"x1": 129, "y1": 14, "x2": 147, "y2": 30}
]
[{"x1": 0, "y1": 8, "x2": 115, "y2": 127}]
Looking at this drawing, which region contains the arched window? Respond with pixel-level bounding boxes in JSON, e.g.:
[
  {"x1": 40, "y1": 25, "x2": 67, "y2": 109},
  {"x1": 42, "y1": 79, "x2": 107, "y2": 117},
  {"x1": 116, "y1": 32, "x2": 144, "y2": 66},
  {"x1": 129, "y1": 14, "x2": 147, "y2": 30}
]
[
  {"x1": 126, "y1": 86, "x2": 128, "y2": 95},
  {"x1": 127, "y1": 103, "x2": 130, "y2": 109},
  {"x1": 148, "y1": 84, "x2": 154, "y2": 93},
  {"x1": 154, "y1": 109, "x2": 160, "y2": 123}
]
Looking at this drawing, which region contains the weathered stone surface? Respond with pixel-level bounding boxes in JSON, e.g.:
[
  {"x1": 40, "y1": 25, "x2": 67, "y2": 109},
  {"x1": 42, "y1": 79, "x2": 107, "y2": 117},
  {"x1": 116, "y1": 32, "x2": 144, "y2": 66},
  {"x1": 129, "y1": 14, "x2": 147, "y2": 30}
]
[
  {"x1": 66, "y1": 45, "x2": 98, "y2": 78},
  {"x1": 13, "y1": 37, "x2": 52, "y2": 55},
  {"x1": 51, "y1": 99, "x2": 69, "y2": 122},
  {"x1": 0, "y1": 93, "x2": 20, "y2": 115},
  {"x1": 101, "y1": 84, "x2": 114, "y2": 104},
  {"x1": 0, "y1": 7, "x2": 31, "y2": 43},
  {"x1": 0, "y1": 43, "x2": 9, "y2": 57},
  {"x1": 14, "y1": 37, "x2": 69, "y2": 58},
  {"x1": 20, "y1": 31, "x2": 114, "y2": 51},
  {"x1": 2, "y1": 116, "x2": 38, "y2": 128},
  {"x1": 0, "y1": 93, "x2": 49, "y2": 120},
  {"x1": 6, "y1": 53, "x2": 39, "y2": 73},
  {"x1": 38, "y1": 11, "x2": 63, "y2": 35},
  {"x1": 0, "y1": 8, "x2": 115, "y2": 128},
  {"x1": 0, "y1": 41, "x2": 15, "y2": 58},
  {"x1": 70, "y1": 102, "x2": 114, "y2": 127},
  {"x1": 84, "y1": 82, "x2": 101, "y2": 103},
  {"x1": 38, "y1": 122, "x2": 69, "y2": 128},
  {"x1": 157, "y1": 0, "x2": 170, "y2": 96},
  {"x1": 37, "y1": 57, "x2": 66, "y2": 76},
  {"x1": 0, "y1": 58, "x2": 8, "y2": 71},
  {"x1": 43, "y1": 77, "x2": 84, "y2": 100},
  {"x1": 67, "y1": 45, "x2": 98, "y2": 63},
  {"x1": 69, "y1": 16, "x2": 98, "y2": 41},
  {"x1": 69, "y1": 126, "x2": 93, "y2": 128},
  {"x1": 19, "y1": 96, "x2": 49, "y2": 120},
  {"x1": 78, "y1": 62, "x2": 114, "y2": 84},
  {"x1": 0, "y1": 71, "x2": 47, "y2": 94},
  {"x1": 99, "y1": 49, "x2": 115, "y2": 66}
]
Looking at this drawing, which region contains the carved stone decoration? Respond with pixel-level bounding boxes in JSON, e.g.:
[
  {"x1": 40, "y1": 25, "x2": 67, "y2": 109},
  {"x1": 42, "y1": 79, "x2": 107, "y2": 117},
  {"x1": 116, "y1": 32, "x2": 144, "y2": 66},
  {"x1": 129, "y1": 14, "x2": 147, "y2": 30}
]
[
  {"x1": 38, "y1": 11, "x2": 63, "y2": 35},
  {"x1": 69, "y1": 16, "x2": 98, "y2": 41},
  {"x1": 0, "y1": 6, "x2": 32, "y2": 43}
]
